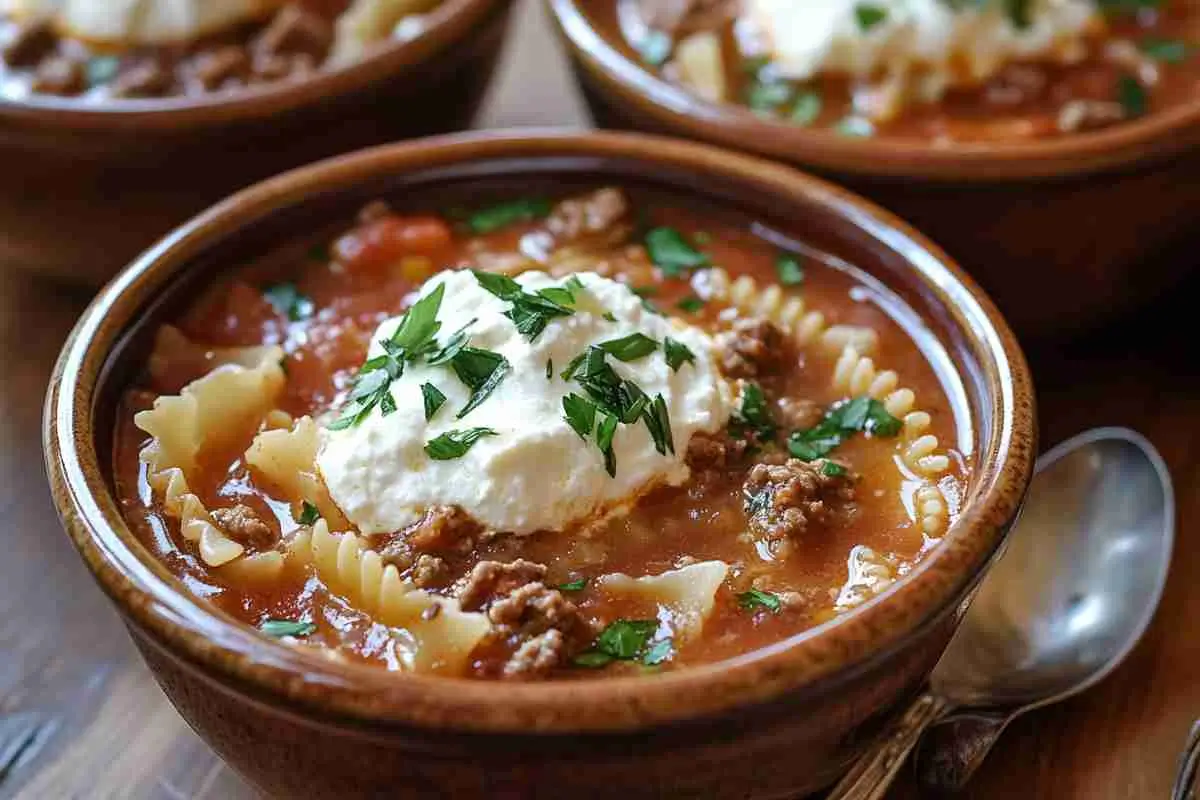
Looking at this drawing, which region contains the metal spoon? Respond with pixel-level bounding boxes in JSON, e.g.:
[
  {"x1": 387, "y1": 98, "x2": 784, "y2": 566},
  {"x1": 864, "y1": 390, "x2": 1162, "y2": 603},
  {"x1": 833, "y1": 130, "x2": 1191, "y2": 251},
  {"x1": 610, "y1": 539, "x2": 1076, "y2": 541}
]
[
  {"x1": 829, "y1": 427, "x2": 1174, "y2": 800},
  {"x1": 1171, "y1": 720, "x2": 1200, "y2": 800}
]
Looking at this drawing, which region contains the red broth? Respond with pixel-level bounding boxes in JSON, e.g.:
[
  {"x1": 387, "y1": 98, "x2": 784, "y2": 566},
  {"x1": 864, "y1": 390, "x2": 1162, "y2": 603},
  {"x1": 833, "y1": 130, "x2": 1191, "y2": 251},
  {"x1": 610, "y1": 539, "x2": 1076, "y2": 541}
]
[{"x1": 113, "y1": 186, "x2": 970, "y2": 679}]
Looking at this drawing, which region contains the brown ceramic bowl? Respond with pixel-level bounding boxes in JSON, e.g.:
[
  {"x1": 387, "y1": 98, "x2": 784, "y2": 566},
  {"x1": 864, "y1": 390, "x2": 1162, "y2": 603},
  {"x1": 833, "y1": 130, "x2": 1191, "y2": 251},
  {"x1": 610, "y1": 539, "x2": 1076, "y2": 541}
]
[
  {"x1": 45, "y1": 130, "x2": 1036, "y2": 798},
  {"x1": 0, "y1": 0, "x2": 514, "y2": 285},
  {"x1": 546, "y1": 0, "x2": 1200, "y2": 341}
]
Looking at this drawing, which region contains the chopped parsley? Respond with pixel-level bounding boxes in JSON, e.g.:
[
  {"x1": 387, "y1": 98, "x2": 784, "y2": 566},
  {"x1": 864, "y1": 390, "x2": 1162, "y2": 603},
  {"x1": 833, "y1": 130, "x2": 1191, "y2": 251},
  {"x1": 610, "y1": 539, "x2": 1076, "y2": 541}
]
[
  {"x1": 676, "y1": 296, "x2": 705, "y2": 313},
  {"x1": 86, "y1": 55, "x2": 120, "y2": 87},
  {"x1": 821, "y1": 460, "x2": 848, "y2": 477},
  {"x1": 602, "y1": 311, "x2": 618, "y2": 322},
  {"x1": 837, "y1": 116, "x2": 876, "y2": 138},
  {"x1": 421, "y1": 382, "x2": 446, "y2": 421},
  {"x1": 645, "y1": 227, "x2": 710, "y2": 277},
  {"x1": 596, "y1": 412, "x2": 620, "y2": 476},
  {"x1": 562, "y1": 393, "x2": 598, "y2": 440},
  {"x1": 855, "y1": 3, "x2": 889, "y2": 30},
  {"x1": 730, "y1": 383, "x2": 777, "y2": 441},
  {"x1": 558, "y1": 578, "x2": 588, "y2": 592},
  {"x1": 425, "y1": 319, "x2": 474, "y2": 366},
  {"x1": 598, "y1": 333, "x2": 659, "y2": 362},
  {"x1": 1140, "y1": 38, "x2": 1191, "y2": 63},
  {"x1": 297, "y1": 501, "x2": 320, "y2": 526},
  {"x1": 1004, "y1": 0, "x2": 1032, "y2": 29},
  {"x1": 425, "y1": 427, "x2": 498, "y2": 460},
  {"x1": 449, "y1": 346, "x2": 510, "y2": 419},
  {"x1": 259, "y1": 619, "x2": 316, "y2": 638},
  {"x1": 788, "y1": 396, "x2": 902, "y2": 460},
  {"x1": 1117, "y1": 74, "x2": 1148, "y2": 117},
  {"x1": 263, "y1": 282, "x2": 315, "y2": 322},
  {"x1": 663, "y1": 337, "x2": 696, "y2": 372},
  {"x1": 737, "y1": 589, "x2": 782, "y2": 613},
  {"x1": 775, "y1": 253, "x2": 805, "y2": 286},
  {"x1": 545, "y1": 358, "x2": 554, "y2": 380},
  {"x1": 791, "y1": 90, "x2": 823, "y2": 126},
  {"x1": 747, "y1": 80, "x2": 792, "y2": 112},
  {"x1": 472, "y1": 270, "x2": 577, "y2": 341},
  {"x1": 467, "y1": 198, "x2": 552, "y2": 234},
  {"x1": 574, "y1": 619, "x2": 671, "y2": 668}
]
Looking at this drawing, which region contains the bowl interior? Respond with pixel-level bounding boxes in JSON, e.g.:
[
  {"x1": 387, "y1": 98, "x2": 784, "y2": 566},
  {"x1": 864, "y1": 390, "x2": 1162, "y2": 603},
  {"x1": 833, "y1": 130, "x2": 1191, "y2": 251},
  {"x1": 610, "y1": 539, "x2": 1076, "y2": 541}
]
[{"x1": 50, "y1": 131, "x2": 1033, "y2": 732}]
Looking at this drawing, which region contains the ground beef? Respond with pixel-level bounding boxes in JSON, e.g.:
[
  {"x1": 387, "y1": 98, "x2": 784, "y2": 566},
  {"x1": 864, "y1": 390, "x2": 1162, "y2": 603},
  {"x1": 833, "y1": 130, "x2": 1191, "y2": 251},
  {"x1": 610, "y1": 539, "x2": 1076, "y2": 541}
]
[
  {"x1": 458, "y1": 560, "x2": 591, "y2": 679},
  {"x1": 685, "y1": 431, "x2": 747, "y2": 473},
  {"x1": 2, "y1": 17, "x2": 56, "y2": 67},
  {"x1": 209, "y1": 504, "x2": 277, "y2": 550},
  {"x1": 743, "y1": 459, "x2": 857, "y2": 548},
  {"x1": 543, "y1": 187, "x2": 630, "y2": 247},
  {"x1": 31, "y1": 55, "x2": 85, "y2": 95},
  {"x1": 717, "y1": 318, "x2": 786, "y2": 379},
  {"x1": 777, "y1": 397, "x2": 824, "y2": 431},
  {"x1": 110, "y1": 59, "x2": 174, "y2": 98},
  {"x1": 411, "y1": 554, "x2": 448, "y2": 589},
  {"x1": 253, "y1": 5, "x2": 333, "y2": 61},
  {"x1": 407, "y1": 505, "x2": 485, "y2": 554},
  {"x1": 192, "y1": 46, "x2": 250, "y2": 91}
]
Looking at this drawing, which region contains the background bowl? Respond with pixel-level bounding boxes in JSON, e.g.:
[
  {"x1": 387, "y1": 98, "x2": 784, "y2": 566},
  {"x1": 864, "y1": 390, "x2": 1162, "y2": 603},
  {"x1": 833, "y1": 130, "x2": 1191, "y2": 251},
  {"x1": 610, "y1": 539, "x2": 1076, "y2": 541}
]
[
  {"x1": 45, "y1": 130, "x2": 1035, "y2": 798},
  {"x1": 546, "y1": 0, "x2": 1200, "y2": 341},
  {"x1": 0, "y1": 0, "x2": 514, "y2": 286}
]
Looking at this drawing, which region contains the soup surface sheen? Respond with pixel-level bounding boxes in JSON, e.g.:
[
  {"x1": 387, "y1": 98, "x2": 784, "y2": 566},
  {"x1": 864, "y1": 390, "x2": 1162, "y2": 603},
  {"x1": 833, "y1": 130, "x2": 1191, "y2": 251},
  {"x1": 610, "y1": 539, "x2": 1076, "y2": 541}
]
[
  {"x1": 114, "y1": 186, "x2": 971, "y2": 680},
  {"x1": 612, "y1": 0, "x2": 1200, "y2": 142}
]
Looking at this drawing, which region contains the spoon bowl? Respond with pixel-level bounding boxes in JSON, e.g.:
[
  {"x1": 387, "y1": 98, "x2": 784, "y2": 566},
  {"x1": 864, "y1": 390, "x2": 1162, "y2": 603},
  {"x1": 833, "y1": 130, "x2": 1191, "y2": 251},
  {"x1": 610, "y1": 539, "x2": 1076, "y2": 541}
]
[{"x1": 830, "y1": 427, "x2": 1174, "y2": 799}]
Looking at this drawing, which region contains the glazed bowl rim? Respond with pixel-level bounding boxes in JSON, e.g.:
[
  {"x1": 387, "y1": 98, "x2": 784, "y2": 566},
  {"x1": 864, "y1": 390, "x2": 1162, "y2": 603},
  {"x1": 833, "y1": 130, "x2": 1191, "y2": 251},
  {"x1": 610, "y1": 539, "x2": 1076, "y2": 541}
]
[
  {"x1": 45, "y1": 129, "x2": 1036, "y2": 733},
  {"x1": 547, "y1": 0, "x2": 1200, "y2": 181},
  {"x1": 0, "y1": 0, "x2": 505, "y2": 132}
]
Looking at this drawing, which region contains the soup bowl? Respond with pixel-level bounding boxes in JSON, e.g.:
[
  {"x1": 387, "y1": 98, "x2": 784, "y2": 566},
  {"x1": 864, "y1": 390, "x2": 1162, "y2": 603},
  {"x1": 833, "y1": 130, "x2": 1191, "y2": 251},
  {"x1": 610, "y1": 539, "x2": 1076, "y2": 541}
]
[
  {"x1": 546, "y1": 0, "x2": 1200, "y2": 340},
  {"x1": 45, "y1": 130, "x2": 1035, "y2": 798},
  {"x1": 0, "y1": 0, "x2": 514, "y2": 286}
]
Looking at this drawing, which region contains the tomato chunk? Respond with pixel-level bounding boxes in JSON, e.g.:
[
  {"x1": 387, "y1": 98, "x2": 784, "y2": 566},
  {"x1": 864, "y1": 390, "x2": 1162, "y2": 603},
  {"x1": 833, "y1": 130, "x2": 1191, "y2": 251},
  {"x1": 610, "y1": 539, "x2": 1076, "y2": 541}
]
[{"x1": 332, "y1": 215, "x2": 453, "y2": 273}]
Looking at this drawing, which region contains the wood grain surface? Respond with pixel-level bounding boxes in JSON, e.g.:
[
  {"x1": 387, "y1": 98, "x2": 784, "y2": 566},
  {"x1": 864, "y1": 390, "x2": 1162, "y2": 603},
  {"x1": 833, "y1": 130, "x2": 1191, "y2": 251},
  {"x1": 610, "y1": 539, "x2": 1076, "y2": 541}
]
[{"x1": 1, "y1": 1, "x2": 1195, "y2": 797}]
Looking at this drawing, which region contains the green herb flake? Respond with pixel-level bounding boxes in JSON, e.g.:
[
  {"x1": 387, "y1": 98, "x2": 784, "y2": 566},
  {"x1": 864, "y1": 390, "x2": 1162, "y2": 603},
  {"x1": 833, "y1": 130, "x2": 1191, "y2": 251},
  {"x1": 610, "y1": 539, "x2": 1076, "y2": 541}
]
[
  {"x1": 630, "y1": 286, "x2": 658, "y2": 298},
  {"x1": 641, "y1": 638, "x2": 674, "y2": 666},
  {"x1": 737, "y1": 589, "x2": 782, "y2": 613},
  {"x1": 425, "y1": 428, "x2": 498, "y2": 460},
  {"x1": 598, "y1": 333, "x2": 659, "y2": 362},
  {"x1": 645, "y1": 227, "x2": 710, "y2": 277},
  {"x1": 1117, "y1": 74, "x2": 1148, "y2": 117},
  {"x1": 421, "y1": 382, "x2": 447, "y2": 421},
  {"x1": 450, "y1": 346, "x2": 510, "y2": 418},
  {"x1": 472, "y1": 270, "x2": 575, "y2": 342},
  {"x1": 1005, "y1": 0, "x2": 1033, "y2": 29},
  {"x1": 638, "y1": 29, "x2": 672, "y2": 66},
  {"x1": 467, "y1": 198, "x2": 552, "y2": 234},
  {"x1": 787, "y1": 396, "x2": 901, "y2": 460},
  {"x1": 297, "y1": 501, "x2": 320, "y2": 526},
  {"x1": 545, "y1": 358, "x2": 554, "y2": 380},
  {"x1": 596, "y1": 413, "x2": 619, "y2": 477},
  {"x1": 676, "y1": 296, "x2": 705, "y2": 313},
  {"x1": 747, "y1": 80, "x2": 792, "y2": 112},
  {"x1": 86, "y1": 55, "x2": 119, "y2": 87},
  {"x1": 573, "y1": 651, "x2": 615, "y2": 668},
  {"x1": 558, "y1": 578, "x2": 588, "y2": 592},
  {"x1": 837, "y1": 116, "x2": 876, "y2": 138},
  {"x1": 1140, "y1": 38, "x2": 1191, "y2": 63},
  {"x1": 260, "y1": 618, "x2": 316, "y2": 638},
  {"x1": 596, "y1": 619, "x2": 657, "y2": 658},
  {"x1": 562, "y1": 394, "x2": 598, "y2": 440},
  {"x1": 855, "y1": 3, "x2": 889, "y2": 30},
  {"x1": 775, "y1": 253, "x2": 805, "y2": 286},
  {"x1": 663, "y1": 337, "x2": 696, "y2": 372},
  {"x1": 791, "y1": 90, "x2": 823, "y2": 126},
  {"x1": 602, "y1": 311, "x2": 618, "y2": 322},
  {"x1": 731, "y1": 383, "x2": 777, "y2": 441},
  {"x1": 263, "y1": 282, "x2": 315, "y2": 322}
]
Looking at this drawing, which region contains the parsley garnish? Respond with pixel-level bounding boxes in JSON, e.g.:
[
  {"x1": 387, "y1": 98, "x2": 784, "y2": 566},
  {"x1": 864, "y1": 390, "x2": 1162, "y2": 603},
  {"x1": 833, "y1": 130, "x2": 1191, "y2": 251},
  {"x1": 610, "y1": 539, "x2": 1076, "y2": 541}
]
[
  {"x1": 421, "y1": 382, "x2": 446, "y2": 421},
  {"x1": 788, "y1": 396, "x2": 901, "y2": 460},
  {"x1": 837, "y1": 117, "x2": 876, "y2": 138},
  {"x1": 822, "y1": 460, "x2": 848, "y2": 477},
  {"x1": 449, "y1": 346, "x2": 510, "y2": 419},
  {"x1": 1117, "y1": 74, "x2": 1147, "y2": 117},
  {"x1": 425, "y1": 428, "x2": 498, "y2": 460},
  {"x1": 545, "y1": 358, "x2": 553, "y2": 379},
  {"x1": 775, "y1": 253, "x2": 805, "y2": 286},
  {"x1": 598, "y1": 333, "x2": 659, "y2": 362},
  {"x1": 731, "y1": 383, "x2": 777, "y2": 441},
  {"x1": 1141, "y1": 38, "x2": 1191, "y2": 63},
  {"x1": 558, "y1": 578, "x2": 588, "y2": 592},
  {"x1": 260, "y1": 619, "x2": 316, "y2": 638},
  {"x1": 562, "y1": 393, "x2": 597, "y2": 440},
  {"x1": 676, "y1": 296, "x2": 705, "y2": 313},
  {"x1": 645, "y1": 227, "x2": 710, "y2": 277},
  {"x1": 747, "y1": 80, "x2": 792, "y2": 112},
  {"x1": 467, "y1": 198, "x2": 552, "y2": 234},
  {"x1": 596, "y1": 413, "x2": 619, "y2": 477},
  {"x1": 574, "y1": 619, "x2": 671, "y2": 667},
  {"x1": 663, "y1": 337, "x2": 695, "y2": 372},
  {"x1": 472, "y1": 270, "x2": 576, "y2": 341},
  {"x1": 737, "y1": 589, "x2": 782, "y2": 613},
  {"x1": 791, "y1": 90, "x2": 822, "y2": 125},
  {"x1": 425, "y1": 319, "x2": 474, "y2": 366},
  {"x1": 855, "y1": 3, "x2": 888, "y2": 30},
  {"x1": 263, "y1": 282, "x2": 315, "y2": 322},
  {"x1": 1004, "y1": 0, "x2": 1032, "y2": 29},
  {"x1": 297, "y1": 501, "x2": 320, "y2": 526}
]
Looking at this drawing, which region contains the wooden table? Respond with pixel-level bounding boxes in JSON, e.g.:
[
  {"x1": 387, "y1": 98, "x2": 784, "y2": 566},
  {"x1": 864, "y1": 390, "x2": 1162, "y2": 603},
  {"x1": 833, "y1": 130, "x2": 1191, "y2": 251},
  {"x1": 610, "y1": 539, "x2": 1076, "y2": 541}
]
[{"x1": 2, "y1": 2, "x2": 1195, "y2": 796}]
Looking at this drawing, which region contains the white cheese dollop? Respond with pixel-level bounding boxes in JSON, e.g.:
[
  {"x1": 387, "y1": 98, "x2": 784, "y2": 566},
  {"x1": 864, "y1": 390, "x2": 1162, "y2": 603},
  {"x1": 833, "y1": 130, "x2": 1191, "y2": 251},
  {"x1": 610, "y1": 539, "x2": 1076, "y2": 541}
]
[
  {"x1": 742, "y1": 0, "x2": 1101, "y2": 113},
  {"x1": 317, "y1": 269, "x2": 734, "y2": 536},
  {"x1": 3, "y1": 0, "x2": 283, "y2": 46}
]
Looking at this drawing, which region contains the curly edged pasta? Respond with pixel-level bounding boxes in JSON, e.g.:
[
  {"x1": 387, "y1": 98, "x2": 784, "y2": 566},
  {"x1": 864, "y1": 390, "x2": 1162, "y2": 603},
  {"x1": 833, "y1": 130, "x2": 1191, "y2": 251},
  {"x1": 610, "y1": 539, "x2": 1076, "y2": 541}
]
[
  {"x1": 245, "y1": 416, "x2": 350, "y2": 530},
  {"x1": 148, "y1": 325, "x2": 284, "y2": 391},
  {"x1": 597, "y1": 561, "x2": 730, "y2": 640},
  {"x1": 288, "y1": 521, "x2": 491, "y2": 674}
]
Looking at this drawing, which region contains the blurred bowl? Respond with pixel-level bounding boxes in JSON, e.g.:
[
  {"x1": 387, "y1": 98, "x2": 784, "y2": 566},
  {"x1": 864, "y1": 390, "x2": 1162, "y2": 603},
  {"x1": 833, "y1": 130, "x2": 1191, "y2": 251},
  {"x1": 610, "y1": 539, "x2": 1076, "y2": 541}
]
[
  {"x1": 0, "y1": 0, "x2": 514, "y2": 285},
  {"x1": 546, "y1": 0, "x2": 1200, "y2": 340}
]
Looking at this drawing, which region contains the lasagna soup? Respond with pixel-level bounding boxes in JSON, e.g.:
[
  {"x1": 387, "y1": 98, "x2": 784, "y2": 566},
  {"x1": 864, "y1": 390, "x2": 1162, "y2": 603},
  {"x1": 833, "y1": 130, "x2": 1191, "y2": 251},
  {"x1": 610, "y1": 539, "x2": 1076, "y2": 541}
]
[
  {"x1": 114, "y1": 186, "x2": 970, "y2": 680},
  {"x1": 615, "y1": 0, "x2": 1200, "y2": 141}
]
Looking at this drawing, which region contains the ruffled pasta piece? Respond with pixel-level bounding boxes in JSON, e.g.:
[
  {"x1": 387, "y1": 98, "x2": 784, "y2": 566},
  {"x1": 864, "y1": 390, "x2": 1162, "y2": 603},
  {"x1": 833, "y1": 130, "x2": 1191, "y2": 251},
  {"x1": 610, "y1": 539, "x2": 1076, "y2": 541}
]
[
  {"x1": 149, "y1": 325, "x2": 283, "y2": 391},
  {"x1": 245, "y1": 416, "x2": 349, "y2": 529},
  {"x1": 288, "y1": 522, "x2": 490, "y2": 674},
  {"x1": 216, "y1": 551, "x2": 286, "y2": 585},
  {"x1": 702, "y1": 267, "x2": 826, "y2": 345},
  {"x1": 135, "y1": 350, "x2": 285, "y2": 567},
  {"x1": 330, "y1": 0, "x2": 441, "y2": 65},
  {"x1": 834, "y1": 546, "x2": 897, "y2": 612},
  {"x1": 598, "y1": 561, "x2": 729, "y2": 640}
]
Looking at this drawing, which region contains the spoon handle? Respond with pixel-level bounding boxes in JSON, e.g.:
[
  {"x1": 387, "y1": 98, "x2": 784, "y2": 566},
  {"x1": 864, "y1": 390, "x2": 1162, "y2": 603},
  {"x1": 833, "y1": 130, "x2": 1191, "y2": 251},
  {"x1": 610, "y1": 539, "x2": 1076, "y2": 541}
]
[
  {"x1": 912, "y1": 709, "x2": 1014, "y2": 792},
  {"x1": 827, "y1": 693, "x2": 953, "y2": 800},
  {"x1": 1172, "y1": 720, "x2": 1200, "y2": 800}
]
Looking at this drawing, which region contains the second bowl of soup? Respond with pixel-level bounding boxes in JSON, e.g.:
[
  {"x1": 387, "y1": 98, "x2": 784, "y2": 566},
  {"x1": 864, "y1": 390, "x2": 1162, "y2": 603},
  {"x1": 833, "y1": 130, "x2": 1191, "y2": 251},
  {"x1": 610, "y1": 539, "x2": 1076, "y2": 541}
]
[
  {"x1": 46, "y1": 131, "x2": 1034, "y2": 797},
  {"x1": 549, "y1": 0, "x2": 1200, "y2": 338}
]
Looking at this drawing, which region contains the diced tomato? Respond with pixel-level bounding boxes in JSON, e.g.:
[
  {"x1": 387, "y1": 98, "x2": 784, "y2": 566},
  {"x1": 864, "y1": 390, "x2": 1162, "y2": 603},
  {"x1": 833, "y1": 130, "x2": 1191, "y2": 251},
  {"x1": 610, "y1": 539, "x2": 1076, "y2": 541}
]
[{"x1": 332, "y1": 215, "x2": 454, "y2": 273}]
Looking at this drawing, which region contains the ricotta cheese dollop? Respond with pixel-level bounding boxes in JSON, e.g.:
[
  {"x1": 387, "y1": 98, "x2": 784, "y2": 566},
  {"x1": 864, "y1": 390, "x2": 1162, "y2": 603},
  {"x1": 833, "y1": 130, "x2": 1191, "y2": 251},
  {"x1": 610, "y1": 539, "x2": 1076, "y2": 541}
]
[
  {"x1": 317, "y1": 269, "x2": 734, "y2": 536},
  {"x1": 742, "y1": 0, "x2": 1102, "y2": 110}
]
